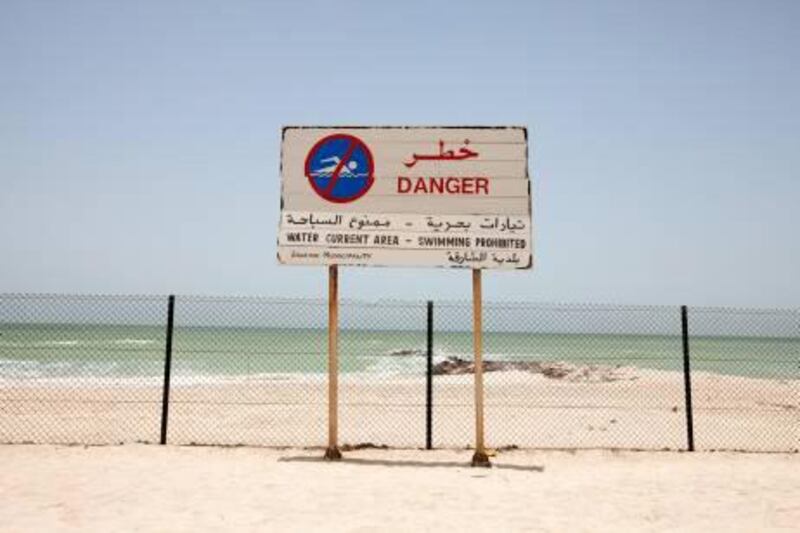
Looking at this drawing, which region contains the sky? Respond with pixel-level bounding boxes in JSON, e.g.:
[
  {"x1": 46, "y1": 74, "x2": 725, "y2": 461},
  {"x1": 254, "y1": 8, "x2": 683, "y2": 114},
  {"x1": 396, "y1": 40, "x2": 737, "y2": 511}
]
[{"x1": 1, "y1": 0, "x2": 798, "y2": 308}]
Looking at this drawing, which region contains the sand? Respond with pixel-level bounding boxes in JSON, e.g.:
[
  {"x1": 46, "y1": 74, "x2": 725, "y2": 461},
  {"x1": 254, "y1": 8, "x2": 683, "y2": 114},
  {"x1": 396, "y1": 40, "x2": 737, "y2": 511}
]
[
  {"x1": 1, "y1": 445, "x2": 798, "y2": 532},
  {"x1": 1, "y1": 370, "x2": 797, "y2": 451}
]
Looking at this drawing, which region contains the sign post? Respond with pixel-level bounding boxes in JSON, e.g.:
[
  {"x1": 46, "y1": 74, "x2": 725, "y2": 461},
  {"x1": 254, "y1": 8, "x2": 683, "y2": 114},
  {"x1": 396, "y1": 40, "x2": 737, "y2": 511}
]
[
  {"x1": 325, "y1": 264, "x2": 342, "y2": 460},
  {"x1": 471, "y1": 268, "x2": 490, "y2": 467},
  {"x1": 278, "y1": 126, "x2": 532, "y2": 465}
]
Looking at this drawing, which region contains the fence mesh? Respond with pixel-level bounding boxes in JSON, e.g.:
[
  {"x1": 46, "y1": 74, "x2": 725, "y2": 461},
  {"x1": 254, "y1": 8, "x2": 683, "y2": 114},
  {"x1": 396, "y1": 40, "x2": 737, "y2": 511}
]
[
  {"x1": 434, "y1": 302, "x2": 686, "y2": 450},
  {"x1": 0, "y1": 294, "x2": 167, "y2": 444},
  {"x1": 1, "y1": 294, "x2": 797, "y2": 451},
  {"x1": 687, "y1": 307, "x2": 799, "y2": 452},
  {"x1": 169, "y1": 296, "x2": 328, "y2": 446},
  {"x1": 338, "y1": 300, "x2": 428, "y2": 448}
]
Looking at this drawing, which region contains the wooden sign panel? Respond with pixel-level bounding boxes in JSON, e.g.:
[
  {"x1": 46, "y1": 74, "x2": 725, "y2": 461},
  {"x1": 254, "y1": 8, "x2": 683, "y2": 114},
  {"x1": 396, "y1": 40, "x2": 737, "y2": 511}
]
[{"x1": 278, "y1": 126, "x2": 532, "y2": 269}]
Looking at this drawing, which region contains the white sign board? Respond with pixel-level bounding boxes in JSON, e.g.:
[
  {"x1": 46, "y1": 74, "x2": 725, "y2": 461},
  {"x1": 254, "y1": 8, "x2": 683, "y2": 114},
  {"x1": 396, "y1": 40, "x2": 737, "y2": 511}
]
[{"x1": 278, "y1": 126, "x2": 532, "y2": 269}]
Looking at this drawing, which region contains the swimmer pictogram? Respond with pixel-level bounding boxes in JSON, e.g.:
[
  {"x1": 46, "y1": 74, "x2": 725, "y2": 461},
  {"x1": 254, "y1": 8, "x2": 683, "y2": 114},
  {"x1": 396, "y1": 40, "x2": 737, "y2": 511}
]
[{"x1": 305, "y1": 134, "x2": 375, "y2": 203}]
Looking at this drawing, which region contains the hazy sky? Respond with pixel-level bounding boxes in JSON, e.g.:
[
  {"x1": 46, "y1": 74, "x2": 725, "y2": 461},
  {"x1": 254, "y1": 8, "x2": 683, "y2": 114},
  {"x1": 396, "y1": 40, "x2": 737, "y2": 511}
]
[{"x1": 1, "y1": 1, "x2": 798, "y2": 307}]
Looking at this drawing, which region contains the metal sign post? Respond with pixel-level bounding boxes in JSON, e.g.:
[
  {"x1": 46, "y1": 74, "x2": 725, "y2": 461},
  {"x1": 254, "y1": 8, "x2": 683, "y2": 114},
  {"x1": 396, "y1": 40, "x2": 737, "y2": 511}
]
[
  {"x1": 324, "y1": 264, "x2": 342, "y2": 460},
  {"x1": 471, "y1": 269, "x2": 491, "y2": 467}
]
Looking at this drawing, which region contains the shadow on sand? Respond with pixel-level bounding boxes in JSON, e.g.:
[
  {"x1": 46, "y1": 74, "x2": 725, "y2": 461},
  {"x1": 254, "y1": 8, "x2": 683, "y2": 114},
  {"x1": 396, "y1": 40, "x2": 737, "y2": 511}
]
[{"x1": 278, "y1": 456, "x2": 544, "y2": 473}]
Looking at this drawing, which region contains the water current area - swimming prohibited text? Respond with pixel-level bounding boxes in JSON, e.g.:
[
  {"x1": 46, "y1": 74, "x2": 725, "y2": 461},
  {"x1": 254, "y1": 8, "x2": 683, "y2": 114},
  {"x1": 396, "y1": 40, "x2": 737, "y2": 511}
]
[{"x1": 305, "y1": 134, "x2": 375, "y2": 203}]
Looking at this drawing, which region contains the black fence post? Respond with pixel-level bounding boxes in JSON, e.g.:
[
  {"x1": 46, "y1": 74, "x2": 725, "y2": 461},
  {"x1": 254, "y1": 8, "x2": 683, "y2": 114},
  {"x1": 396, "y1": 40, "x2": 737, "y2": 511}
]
[
  {"x1": 426, "y1": 300, "x2": 434, "y2": 450},
  {"x1": 681, "y1": 305, "x2": 695, "y2": 451},
  {"x1": 160, "y1": 295, "x2": 175, "y2": 445}
]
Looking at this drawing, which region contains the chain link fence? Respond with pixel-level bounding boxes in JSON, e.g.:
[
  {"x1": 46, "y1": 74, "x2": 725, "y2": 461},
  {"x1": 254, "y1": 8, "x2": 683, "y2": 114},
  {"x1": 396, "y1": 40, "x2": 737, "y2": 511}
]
[
  {"x1": 0, "y1": 294, "x2": 166, "y2": 444},
  {"x1": 1, "y1": 294, "x2": 797, "y2": 451},
  {"x1": 434, "y1": 302, "x2": 689, "y2": 450},
  {"x1": 686, "y1": 307, "x2": 799, "y2": 451},
  {"x1": 169, "y1": 296, "x2": 328, "y2": 446}
]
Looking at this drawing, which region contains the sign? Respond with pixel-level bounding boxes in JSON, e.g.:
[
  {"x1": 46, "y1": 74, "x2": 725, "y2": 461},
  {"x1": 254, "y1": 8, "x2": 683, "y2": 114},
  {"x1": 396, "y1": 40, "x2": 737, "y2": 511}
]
[{"x1": 278, "y1": 126, "x2": 532, "y2": 269}]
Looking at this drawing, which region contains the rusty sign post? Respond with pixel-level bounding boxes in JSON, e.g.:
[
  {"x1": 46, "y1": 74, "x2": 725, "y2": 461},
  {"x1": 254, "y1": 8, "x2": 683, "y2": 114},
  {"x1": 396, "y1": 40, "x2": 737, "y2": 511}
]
[
  {"x1": 278, "y1": 127, "x2": 533, "y2": 465},
  {"x1": 471, "y1": 269, "x2": 491, "y2": 467},
  {"x1": 324, "y1": 265, "x2": 342, "y2": 460}
]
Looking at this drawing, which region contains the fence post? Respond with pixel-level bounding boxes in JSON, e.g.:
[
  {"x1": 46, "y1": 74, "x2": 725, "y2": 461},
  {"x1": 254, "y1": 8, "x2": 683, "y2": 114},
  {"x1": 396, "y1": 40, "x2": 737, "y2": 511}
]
[
  {"x1": 681, "y1": 305, "x2": 695, "y2": 451},
  {"x1": 426, "y1": 300, "x2": 434, "y2": 450},
  {"x1": 160, "y1": 295, "x2": 175, "y2": 445}
]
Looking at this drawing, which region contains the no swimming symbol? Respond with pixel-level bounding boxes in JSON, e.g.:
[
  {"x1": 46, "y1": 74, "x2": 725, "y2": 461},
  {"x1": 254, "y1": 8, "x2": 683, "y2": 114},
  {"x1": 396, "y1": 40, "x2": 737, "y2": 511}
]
[{"x1": 305, "y1": 134, "x2": 375, "y2": 203}]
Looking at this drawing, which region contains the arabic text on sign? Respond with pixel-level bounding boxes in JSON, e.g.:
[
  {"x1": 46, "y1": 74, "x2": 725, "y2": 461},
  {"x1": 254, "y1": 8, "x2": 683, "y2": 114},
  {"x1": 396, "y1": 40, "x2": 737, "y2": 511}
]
[{"x1": 404, "y1": 140, "x2": 479, "y2": 168}]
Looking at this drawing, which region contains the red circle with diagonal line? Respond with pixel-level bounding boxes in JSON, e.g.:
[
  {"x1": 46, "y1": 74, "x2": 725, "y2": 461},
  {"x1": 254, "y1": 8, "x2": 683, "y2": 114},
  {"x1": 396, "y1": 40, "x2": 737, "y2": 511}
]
[{"x1": 304, "y1": 134, "x2": 375, "y2": 203}]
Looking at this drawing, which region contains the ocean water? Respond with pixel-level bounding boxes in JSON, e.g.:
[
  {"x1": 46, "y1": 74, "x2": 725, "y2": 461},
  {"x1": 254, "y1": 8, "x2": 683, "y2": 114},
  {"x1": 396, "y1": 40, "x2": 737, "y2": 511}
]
[{"x1": 0, "y1": 323, "x2": 797, "y2": 384}]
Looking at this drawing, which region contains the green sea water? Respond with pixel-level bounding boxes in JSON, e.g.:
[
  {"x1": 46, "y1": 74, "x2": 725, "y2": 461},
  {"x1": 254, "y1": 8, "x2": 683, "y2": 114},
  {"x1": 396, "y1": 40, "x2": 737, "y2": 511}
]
[{"x1": 0, "y1": 323, "x2": 797, "y2": 383}]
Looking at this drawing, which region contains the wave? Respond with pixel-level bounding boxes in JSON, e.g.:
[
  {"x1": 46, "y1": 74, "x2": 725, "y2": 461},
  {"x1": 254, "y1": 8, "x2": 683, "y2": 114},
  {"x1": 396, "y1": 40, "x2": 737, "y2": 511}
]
[
  {"x1": 364, "y1": 348, "x2": 480, "y2": 376},
  {"x1": 110, "y1": 339, "x2": 156, "y2": 346},
  {"x1": 0, "y1": 340, "x2": 81, "y2": 348},
  {"x1": 0, "y1": 368, "x2": 328, "y2": 388},
  {"x1": 0, "y1": 338, "x2": 157, "y2": 348}
]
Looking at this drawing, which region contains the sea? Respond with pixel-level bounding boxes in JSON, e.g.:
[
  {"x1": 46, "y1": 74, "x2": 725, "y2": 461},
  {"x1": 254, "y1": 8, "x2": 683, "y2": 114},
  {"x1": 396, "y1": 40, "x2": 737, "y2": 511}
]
[{"x1": 0, "y1": 324, "x2": 797, "y2": 385}]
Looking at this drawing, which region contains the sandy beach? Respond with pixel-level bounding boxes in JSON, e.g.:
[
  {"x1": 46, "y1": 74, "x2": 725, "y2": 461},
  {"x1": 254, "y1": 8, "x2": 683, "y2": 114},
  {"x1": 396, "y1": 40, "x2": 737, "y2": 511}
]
[
  {"x1": 1, "y1": 445, "x2": 798, "y2": 532},
  {"x1": 2, "y1": 370, "x2": 796, "y2": 452}
]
